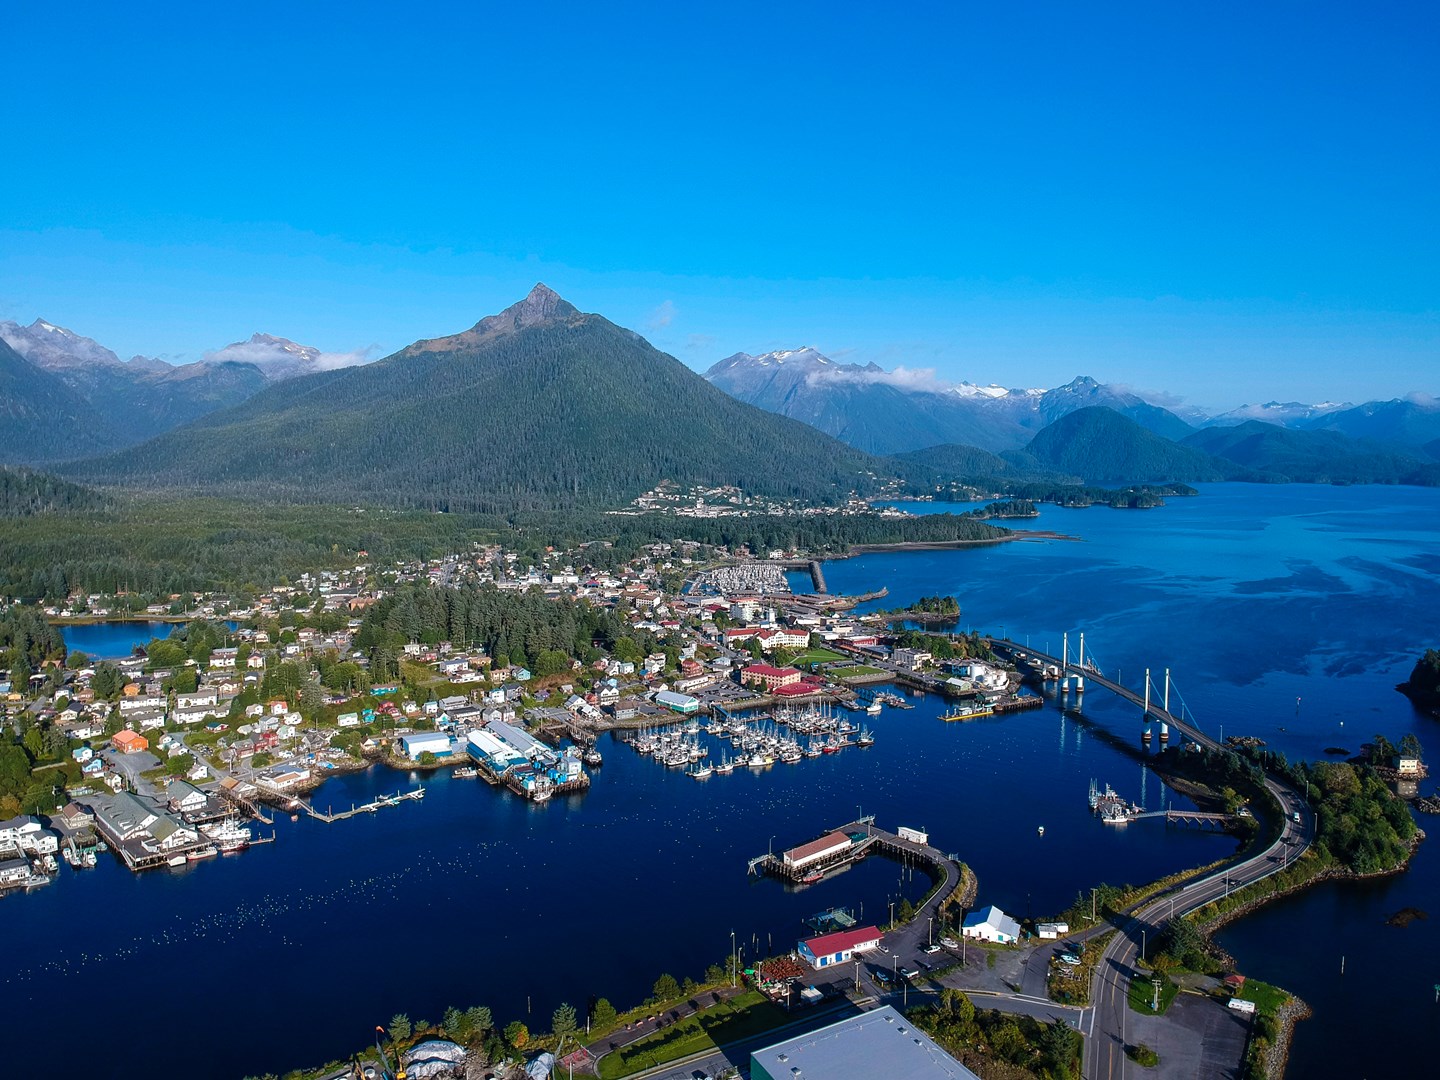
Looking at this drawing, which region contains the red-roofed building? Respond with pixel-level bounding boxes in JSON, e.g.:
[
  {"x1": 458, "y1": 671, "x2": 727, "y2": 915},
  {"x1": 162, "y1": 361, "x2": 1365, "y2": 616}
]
[
  {"x1": 798, "y1": 925, "x2": 883, "y2": 969},
  {"x1": 741, "y1": 665, "x2": 802, "y2": 691},
  {"x1": 783, "y1": 830, "x2": 852, "y2": 869}
]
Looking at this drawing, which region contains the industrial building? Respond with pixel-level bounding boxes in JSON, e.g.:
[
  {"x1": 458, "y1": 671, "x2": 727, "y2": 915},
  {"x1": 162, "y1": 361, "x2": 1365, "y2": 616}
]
[
  {"x1": 782, "y1": 829, "x2": 852, "y2": 871},
  {"x1": 750, "y1": 1005, "x2": 981, "y2": 1080},
  {"x1": 797, "y1": 925, "x2": 882, "y2": 969},
  {"x1": 398, "y1": 732, "x2": 453, "y2": 761},
  {"x1": 654, "y1": 690, "x2": 700, "y2": 713}
]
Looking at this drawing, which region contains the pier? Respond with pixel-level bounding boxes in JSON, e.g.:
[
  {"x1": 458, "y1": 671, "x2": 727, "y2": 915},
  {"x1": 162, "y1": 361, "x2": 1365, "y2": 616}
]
[
  {"x1": 748, "y1": 817, "x2": 968, "y2": 913},
  {"x1": 302, "y1": 786, "x2": 425, "y2": 822}
]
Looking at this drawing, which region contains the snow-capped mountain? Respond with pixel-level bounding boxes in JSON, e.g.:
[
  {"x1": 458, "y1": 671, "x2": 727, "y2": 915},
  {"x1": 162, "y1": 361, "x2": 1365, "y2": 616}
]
[
  {"x1": 203, "y1": 332, "x2": 371, "y2": 378},
  {"x1": 1209, "y1": 400, "x2": 1353, "y2": 427},
  {"x1": 0, "y1": 318, "x2": 165, "y2": 371},
  {"x1": 704, "y1": 351, "x2": 1193, "y2": 454}
]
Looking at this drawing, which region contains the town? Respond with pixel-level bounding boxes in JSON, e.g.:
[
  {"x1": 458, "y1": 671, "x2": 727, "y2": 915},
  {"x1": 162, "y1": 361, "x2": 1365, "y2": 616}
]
[{"x1": 0, "y1": 538, "x2": 1027, "y2": 892}]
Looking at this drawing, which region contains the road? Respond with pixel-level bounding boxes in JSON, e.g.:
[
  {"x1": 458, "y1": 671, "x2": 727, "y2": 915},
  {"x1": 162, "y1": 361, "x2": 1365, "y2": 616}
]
[{"x1": 990, "y1": 639, "x2": 1313, "y2": 1080}]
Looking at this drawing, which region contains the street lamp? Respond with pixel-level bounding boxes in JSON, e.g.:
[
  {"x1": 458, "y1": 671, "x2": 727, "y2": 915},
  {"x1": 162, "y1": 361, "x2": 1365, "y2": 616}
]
[
  {"x1": 889, "y1": 900, "x2": 896, "y2": 929},
  {"x1": 731, "y1": 929, "x2": 737, "y2": 988},
  {"x1": 928, "y1": 916, "x2": 934, "y2": 947},
  {"x1": 768, "y1": 834, "x2": 776, "y2": 858}
]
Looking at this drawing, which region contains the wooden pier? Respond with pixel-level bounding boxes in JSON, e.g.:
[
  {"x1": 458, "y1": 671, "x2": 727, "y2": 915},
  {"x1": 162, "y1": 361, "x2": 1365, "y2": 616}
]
[
  {"x1": 748, "y1": 817, "x2": 968, "y2": 913},
  {"x1": 305, "y1": 786, "x2": 425, "y2": 823}
]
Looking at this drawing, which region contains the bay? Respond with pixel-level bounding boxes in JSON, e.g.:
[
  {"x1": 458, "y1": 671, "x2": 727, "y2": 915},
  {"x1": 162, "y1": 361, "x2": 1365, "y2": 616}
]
[{"x1": 8, "y1": 483, "x2": 1438, "y2": 1077}]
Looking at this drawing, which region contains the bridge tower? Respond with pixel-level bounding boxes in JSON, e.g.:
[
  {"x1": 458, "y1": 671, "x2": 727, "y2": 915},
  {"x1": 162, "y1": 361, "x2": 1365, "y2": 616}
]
[
  {"x1": 1073, "y1": 633, "x2": 1086, "y2": 694},
  {"x1": 1141, "y1": 666, "x2": 1153, "y2": 741},
  {"x1": 1160, "y1": 669, "x2": 1171, "y2": 741}
]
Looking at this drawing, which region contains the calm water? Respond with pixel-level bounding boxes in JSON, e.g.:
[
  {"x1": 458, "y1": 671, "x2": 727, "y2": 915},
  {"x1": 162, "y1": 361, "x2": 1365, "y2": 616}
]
[
  {"x1": 60, "y1": 620, "x2": 240, "y2": 659},
  {"x1": 11, "y1": 484, "x2": 1438, "y2": 1077}
]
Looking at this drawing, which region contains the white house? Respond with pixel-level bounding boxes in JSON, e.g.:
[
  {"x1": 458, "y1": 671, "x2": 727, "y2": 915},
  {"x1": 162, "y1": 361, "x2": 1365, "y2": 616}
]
[{"x1": 962, "y1": 905, "x2": 1022, "y2": 944}]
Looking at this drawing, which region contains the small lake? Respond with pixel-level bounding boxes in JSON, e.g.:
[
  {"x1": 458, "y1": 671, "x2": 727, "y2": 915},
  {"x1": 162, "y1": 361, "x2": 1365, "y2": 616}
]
[{"x1": 59, "y1": 620, "x2": 240, "y2": 659}]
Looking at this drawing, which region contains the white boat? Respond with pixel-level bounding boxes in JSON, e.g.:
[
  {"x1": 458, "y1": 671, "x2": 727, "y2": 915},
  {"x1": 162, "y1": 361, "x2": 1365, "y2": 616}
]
[
  {"x1": 204, "y1": 817, "x2": 252, "y2": 852},
  {"x1": 714, "y1": 757, "x2": 734, "y2": 774},
  {"x1": 689, "y1": 763, "x2": 713, "y2": 780},
  {"x1": 186, "y1": 845, "x2": 218, "y2": 861}
]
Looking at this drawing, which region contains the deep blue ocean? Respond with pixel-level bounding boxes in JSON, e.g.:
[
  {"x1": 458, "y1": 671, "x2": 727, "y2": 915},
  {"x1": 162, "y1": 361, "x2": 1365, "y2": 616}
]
[{"x1": 23, "y1": 483, "x2": 1437, "y2": 1078}]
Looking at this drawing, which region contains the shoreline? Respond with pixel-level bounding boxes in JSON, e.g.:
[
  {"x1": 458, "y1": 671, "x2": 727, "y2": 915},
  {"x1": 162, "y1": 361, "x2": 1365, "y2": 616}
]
[{"x1": 840, "y1": 529, "x2": 1078, "y2": 557}]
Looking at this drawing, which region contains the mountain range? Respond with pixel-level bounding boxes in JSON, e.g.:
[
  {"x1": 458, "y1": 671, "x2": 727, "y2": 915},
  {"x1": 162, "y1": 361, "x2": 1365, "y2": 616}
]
[
  {"x1": 58, "y1": 285, "x2": 879, "y2": 511},
  {"x1": 704, "y1": 348, "x2": 1194, "y2": 454},
  {"x1": 0, "y1": 319, "x2": 367, "y2": 461},
  {"x1": 704, "y1": 348, "x2": 1440, "y2": 459},
  {"x1": 3, "y1": 295, "x2": 1437, "y2": 501}
]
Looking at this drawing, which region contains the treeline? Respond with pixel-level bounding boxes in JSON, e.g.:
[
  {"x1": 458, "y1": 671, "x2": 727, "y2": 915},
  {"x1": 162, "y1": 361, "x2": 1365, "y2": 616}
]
[
  {"x1": 930, "y1": 482, "x2": 1194, "y2": 509},
  {"x1": 353, "y1": 584, "x2": 662, "y2": 680},
  {"x1": 0, "y1": 495, "x2": 1007, "y2": 600},
  {"x1": 0, "y1": 466, "x2": 109, "y2": 516},
  {"x1": 1160, "y1": 742, "x2": 1418, "y2": 875},
  {"x1": 1, "y1": 605, "x2": 67, "y2": 683}
]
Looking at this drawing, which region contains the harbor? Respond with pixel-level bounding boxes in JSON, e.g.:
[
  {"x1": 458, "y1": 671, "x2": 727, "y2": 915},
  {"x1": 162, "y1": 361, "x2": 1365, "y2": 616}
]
[{"x1": 622, "y1": 703, "x2": 876, "y2": 775}]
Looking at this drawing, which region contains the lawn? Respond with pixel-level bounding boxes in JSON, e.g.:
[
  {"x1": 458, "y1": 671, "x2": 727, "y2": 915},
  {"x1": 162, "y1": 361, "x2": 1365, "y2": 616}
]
[
  {"x1": 790, "y1": 648, "x2": 845, "y2": 667},
  {"x1": 835, "y1": 665, "x2": 886, "y2": 677},
  {"x1": 1128, "y1": 973, "x2": 1179, "y2": 1015},
  {"x1": 596, "y1": 990, "x2": 788, "y2": 1079},
  {"x1": 1236, "y1": 979, "x2": 1289, "y2": 1017}
]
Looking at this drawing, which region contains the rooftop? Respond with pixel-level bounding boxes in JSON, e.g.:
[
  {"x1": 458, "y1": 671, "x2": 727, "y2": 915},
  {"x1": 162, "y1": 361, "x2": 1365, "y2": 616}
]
[{"x1": 751, "y1": 1005, "x2": 980, "y2": 1080}]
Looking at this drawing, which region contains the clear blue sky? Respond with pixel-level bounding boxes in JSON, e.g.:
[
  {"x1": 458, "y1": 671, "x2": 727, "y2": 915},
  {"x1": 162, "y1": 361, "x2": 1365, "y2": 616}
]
[{"x1": 3, "y1": 0, "x2": 1435, "y2": 410}]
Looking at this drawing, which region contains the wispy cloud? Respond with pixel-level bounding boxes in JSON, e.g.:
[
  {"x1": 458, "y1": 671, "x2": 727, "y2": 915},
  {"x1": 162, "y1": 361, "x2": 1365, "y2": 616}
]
[
  {"x1": 647, "y1": 299, "x2": 677, "y2": 331},
  {"x1": 205, "y1": 338, "x2": 375, "y2": 373},
  {"x1": 806, "y1": 363, "x2": 955, "y2": 394}
]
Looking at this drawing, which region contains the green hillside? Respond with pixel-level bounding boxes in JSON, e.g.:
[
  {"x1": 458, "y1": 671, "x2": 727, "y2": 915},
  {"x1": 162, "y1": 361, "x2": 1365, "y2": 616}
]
[
  {"x1": 65, "y1": 286, "x2": 883, "y2": 511},
  {"x1": 1022, "y1": 407, "x2": 1233, "y2": 483},
  {"x1": 1182, "y1": 421, "x2": 1438, "y2": 485},
  {"x1": 0, "y1": 338, "x2": 122, "y2": 464}
]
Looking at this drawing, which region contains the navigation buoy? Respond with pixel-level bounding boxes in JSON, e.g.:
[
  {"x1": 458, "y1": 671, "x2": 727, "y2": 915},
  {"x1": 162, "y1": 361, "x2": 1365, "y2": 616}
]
[{"x1": 1037, "y1": 826, "x2": 1045, "y2": 837}]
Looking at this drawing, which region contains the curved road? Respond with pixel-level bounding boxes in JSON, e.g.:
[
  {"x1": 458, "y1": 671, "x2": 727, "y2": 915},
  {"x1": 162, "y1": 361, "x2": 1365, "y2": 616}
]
[{"x1": 989, "y1": 640, "x2": 1313, "y2": 1080}]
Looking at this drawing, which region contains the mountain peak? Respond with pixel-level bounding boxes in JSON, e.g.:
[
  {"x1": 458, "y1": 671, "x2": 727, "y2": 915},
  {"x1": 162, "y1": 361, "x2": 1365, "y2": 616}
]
[{"x1": 481, "y1": 283, "x2": 579, "y2": 333}]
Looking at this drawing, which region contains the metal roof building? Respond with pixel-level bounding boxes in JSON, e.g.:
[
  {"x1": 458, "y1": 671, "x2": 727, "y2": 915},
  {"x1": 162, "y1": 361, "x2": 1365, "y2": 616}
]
[{"x1": 751, "y1": 1005, "x2": 981, "y2": 1080}]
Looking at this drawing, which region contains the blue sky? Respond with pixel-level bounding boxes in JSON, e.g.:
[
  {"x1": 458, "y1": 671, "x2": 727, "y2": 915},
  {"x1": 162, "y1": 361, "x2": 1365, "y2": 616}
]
[{"x1": 2, "y1": 1, "x2": 1435, "y2": 411}]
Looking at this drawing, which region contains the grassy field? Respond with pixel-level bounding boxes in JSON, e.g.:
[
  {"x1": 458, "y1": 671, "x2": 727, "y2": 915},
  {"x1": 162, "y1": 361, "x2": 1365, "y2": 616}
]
[
  {"x1": 1128, "y1": 973, "x2": 1179, "y2": 1015},
  {"x1": 789, "y1": 647, "x2": 846, "y2": 667},
  {"x1": 1236, "y1": 978, "x2": 1290, "y2": 1017},
  {"x1": 596, "y1": 990, "x2": 787, "y2": 1079}
]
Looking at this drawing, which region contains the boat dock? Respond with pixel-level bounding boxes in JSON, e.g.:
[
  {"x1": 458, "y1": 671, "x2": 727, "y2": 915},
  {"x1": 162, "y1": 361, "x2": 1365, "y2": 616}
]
[
  {"x1": 303, "y1": 787, "x2": 425, "y2": 822},
  {"x1": 748, "y1": 817, "x2": 968, "y2": 911}
]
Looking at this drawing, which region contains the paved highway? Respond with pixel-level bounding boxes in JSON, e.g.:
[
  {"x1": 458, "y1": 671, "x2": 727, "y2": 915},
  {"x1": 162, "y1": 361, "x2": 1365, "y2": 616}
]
[{"x1": 989, "y1": 640, "x2": 1313, "y2": 1080}]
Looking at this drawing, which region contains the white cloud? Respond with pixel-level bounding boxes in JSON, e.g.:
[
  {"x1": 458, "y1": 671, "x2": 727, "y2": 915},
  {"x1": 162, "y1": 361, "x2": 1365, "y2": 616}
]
[
  {"x1": 647, "y1": 299, "x2": 677, "y2": 331},
  {"x1": 806, "y1": 363, "x2": 955, "y2": 394},
  {"x1": 203, "y1": 337, "x2": 375, "y2": 375}
]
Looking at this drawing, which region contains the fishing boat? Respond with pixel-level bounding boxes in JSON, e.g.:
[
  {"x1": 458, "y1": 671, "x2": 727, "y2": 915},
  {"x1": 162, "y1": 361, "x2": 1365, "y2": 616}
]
[
  {"x1": 857, "y1": 727, "x2": 875, "y2": 747},
  {"x1": 689, "y1": 762, "x2": 713, "y2": 780},
  {"x1": 186, "y1": 845, "x2": 218, "y2": 861},
  {"x1": 866, "y1": 701, "x2": 883, "y2": 715},
  {"x1": 748, "y1": 751, "x2": 774, "y2": 768},
  {"x1": 204, "y1": 817, "x2": 252, "y2": 853},
  {"x1": 714, "y1": 757, "x2": 734, "y2": 774},
  {"x1": 582, "y1": 746, "x2": 603, "y2": 767},
  {"x1": 453, "y1": 766, "x2": 479, "y2": 779}
]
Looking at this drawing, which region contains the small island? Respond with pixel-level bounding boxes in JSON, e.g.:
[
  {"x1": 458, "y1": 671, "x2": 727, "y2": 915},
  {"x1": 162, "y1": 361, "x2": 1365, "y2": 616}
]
[{"x1": 1398, "y1": 649, "x2": 1440, "y2": 717}]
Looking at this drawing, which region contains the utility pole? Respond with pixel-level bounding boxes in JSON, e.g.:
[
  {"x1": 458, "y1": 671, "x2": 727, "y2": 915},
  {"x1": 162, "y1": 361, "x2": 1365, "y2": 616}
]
[
  {"x1": 929, "y1": 916, "x2": 934, "y2": 947},
  {"x1": 731, "y1": 929, "x2": 736, "y2": 988}
]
